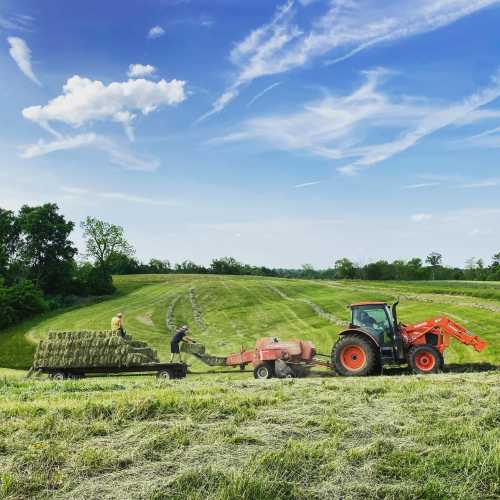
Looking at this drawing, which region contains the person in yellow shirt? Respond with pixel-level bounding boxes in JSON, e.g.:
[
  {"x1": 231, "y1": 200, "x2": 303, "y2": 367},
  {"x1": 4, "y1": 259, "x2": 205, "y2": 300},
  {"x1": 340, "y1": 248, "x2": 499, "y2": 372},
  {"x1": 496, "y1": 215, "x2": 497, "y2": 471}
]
[{"x1": 111, "y1": 313, "x2": 125, "y2": 338}]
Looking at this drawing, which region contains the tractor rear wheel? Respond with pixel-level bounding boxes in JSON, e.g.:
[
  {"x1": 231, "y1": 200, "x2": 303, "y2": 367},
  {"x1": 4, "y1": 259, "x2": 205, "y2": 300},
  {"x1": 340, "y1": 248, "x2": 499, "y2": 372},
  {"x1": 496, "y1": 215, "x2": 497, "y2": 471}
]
[
  {"x1": 253, "y1": 362, "x2": 274, "y2": 379},
  {"x1": 333, "y1": 334, "x2": 379, "y2": 377},
  {"x1": 408, "y1": 345, "x2": 442, "y2": 374}
]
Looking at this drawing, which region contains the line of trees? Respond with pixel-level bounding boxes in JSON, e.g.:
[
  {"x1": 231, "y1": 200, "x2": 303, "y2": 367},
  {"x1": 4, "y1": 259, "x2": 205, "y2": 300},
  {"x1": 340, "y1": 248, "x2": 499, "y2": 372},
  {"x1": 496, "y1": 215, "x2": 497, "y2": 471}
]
[{"x1": 104, "y1": 252, "x2": 500, "y2": 282}]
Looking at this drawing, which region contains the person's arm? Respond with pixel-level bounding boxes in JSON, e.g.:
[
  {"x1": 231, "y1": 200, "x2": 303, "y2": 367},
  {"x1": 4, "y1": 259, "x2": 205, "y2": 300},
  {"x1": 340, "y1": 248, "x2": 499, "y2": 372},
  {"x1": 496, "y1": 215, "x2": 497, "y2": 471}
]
[{"x1": 183, "y1": 335, "x2": 195, "y2": 343}]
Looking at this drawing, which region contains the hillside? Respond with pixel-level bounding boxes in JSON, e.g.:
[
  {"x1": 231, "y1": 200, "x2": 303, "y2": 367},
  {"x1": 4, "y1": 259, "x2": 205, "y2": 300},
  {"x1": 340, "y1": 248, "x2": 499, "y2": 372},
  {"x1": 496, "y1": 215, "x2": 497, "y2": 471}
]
[
  {"x1": 0, "y1": 275, "x2": 498, "y2": 499},
  {"x1": 0, "y1": 274, "x2": 498, "y2": 370}
]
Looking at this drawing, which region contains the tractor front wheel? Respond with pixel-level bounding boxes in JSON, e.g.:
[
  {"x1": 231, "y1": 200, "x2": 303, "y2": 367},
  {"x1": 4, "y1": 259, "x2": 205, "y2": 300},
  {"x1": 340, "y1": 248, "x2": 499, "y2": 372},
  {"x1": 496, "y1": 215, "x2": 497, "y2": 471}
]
[
  {"x1": 333, "y1": 334, "x2": 379, "y2": 377},
  {"x1": 253, "y1": 362, "x2": 274, "y2": 379},
  {"x1": 408, "y1": 345, "x2": 442, "y2": 374}
]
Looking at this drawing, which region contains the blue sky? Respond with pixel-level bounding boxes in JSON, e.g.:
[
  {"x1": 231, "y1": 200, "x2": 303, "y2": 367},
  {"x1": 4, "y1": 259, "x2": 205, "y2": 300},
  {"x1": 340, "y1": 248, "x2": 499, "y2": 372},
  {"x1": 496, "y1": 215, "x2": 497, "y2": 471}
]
[{"x1": 1, "y1": 0, "x2": 500, "y2": 268}]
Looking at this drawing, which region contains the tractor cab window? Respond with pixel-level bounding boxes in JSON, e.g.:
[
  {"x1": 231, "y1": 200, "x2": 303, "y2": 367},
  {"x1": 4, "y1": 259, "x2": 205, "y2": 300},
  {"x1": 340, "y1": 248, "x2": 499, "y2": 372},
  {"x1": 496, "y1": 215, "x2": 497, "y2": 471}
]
[{"x1": 352, "y1": 307, "x2": 392, "y2": 342}]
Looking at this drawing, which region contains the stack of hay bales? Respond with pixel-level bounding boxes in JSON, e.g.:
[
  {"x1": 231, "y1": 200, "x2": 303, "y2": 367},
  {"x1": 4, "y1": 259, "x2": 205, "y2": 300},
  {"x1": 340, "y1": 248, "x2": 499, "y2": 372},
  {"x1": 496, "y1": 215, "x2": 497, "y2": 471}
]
[{"x1": 33, "y1": 330, "x2": 159, "y2": 369}]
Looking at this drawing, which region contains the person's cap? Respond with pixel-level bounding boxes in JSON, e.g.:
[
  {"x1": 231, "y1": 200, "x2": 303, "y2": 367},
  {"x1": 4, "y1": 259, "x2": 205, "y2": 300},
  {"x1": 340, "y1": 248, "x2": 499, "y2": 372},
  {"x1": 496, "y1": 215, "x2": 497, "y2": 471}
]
[{"x1": 181, "y1": 325, "x2": 188, "y2": 330}]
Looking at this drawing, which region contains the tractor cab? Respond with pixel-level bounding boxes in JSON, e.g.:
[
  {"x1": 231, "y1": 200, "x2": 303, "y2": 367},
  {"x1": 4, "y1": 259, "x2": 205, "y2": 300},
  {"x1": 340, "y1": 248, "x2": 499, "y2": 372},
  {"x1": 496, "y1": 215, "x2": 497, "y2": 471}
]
[{"x1": 349, "y1": 301, "x2": 405, "y2": 362}]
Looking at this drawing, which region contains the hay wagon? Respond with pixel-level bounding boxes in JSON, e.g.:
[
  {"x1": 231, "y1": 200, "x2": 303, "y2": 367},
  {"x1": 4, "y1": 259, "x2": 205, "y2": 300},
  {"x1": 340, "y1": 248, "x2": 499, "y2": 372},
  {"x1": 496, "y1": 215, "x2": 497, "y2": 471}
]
[
  {"x1": 31, "y1": 330, "x2": 188, "y2": 381},
  {"x1": 37, "y1": 362, "x2": 187, "y2": 380}
]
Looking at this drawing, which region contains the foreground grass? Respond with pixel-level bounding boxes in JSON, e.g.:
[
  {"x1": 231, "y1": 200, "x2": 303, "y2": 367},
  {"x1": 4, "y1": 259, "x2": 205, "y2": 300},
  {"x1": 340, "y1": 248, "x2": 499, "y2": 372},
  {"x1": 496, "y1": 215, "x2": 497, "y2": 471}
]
[
  {"x1": 0, "y1": 371, "x2": 498, "y2": 499},
  {"x1": 0, "y1": 275, "x2": 498, "y2": 370}
]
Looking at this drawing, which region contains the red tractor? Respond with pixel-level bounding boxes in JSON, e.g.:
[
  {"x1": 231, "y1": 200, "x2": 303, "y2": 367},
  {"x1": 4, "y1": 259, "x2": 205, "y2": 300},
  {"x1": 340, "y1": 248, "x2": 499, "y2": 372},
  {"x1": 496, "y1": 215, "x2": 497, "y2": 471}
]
[
  {"x1": 182, "y1": 300, "x2": 488, "y2": 378},
  {"x1": 332, "y1": 301, "x2": 488, "y2": 376}
]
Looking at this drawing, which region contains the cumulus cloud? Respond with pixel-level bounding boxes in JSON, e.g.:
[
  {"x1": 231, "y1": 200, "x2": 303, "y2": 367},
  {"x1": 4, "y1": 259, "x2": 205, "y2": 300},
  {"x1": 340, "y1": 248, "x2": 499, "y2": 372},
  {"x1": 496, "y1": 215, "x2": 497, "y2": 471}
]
[
  {"x1": 7, "y1": 36, "x2": 40, "y2": 85},
  {"x1": 127, "y1": 63, "x2": 156, "y2": 78},
  {"x1": 200, "y1": 0, "x2": 499, "y2": 118},
  {"x1": 19, "y1": 133, "x2": 160, "y2": 171},
  {"x1": 22, "y1": 75, "x2": 186, "y2": 140},
  {"x1": 210, "y1": 68, "x2": 500, "y2": 174},
  {"x1": 148, "y1": 25, "x2": 165, "y2": 38}
]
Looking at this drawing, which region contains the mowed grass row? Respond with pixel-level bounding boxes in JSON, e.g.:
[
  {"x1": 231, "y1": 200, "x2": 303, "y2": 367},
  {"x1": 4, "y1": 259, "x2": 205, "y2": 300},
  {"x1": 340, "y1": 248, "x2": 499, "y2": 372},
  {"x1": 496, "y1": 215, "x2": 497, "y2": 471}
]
[
  {"x1": 0, "y1": 274, "x2": 498, "y2": 369},
  {"x1": 0, "y1": 372, "x2": 498, "y2": 499}
]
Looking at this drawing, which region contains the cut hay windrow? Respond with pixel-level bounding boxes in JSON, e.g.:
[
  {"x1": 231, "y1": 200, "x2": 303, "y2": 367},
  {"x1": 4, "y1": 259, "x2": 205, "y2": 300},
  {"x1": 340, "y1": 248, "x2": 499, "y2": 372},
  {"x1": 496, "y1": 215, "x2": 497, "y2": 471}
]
[{"x1": 32, "y1": 330, "x2": 159, "y2": 369}]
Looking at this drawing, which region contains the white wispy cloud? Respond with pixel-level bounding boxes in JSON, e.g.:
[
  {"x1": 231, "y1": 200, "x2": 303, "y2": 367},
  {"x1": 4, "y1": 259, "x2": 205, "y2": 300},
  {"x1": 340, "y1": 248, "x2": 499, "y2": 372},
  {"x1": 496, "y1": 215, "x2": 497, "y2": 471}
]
[
  {"x1": 247, "y1": 82, "x2": 282, "y2": 107},
  {"x1": 19, "y1": 133, "x2": 160, "y2": 171},
  {"x1": 7, "y1": 36, "x2": 40, "y2": 85},
  {"x1": 22, "y1": 75, "x2": 186, "y2": 141},
  {"x1": 148, "y1": 25, "x2": 165, "y2": 39},
  {"x1": 411, "y1": 213, "x2": 433, "y2": 222},
  {"x1": 294, "y1": 181, "x2": 322, "y2": 188},
  {"x1": 0, "y1": 13, "x2": 33, "y2": 31},
  {"x1": 210, "y1": 68, "x2": 500, "y2": 174},
  {"x1": 61, "y1": 186, "x2": 177, "y2": 206},
  {"x1": 458, "y1": 179, "x2": 500, "y2": 188},
  {"x1": 127, "y1": 63, "x2": 156, "y2": 78},
  {"x1": 403, "y1": 182, "x2": 441, "y2": 189},
  {"x1": 201, "y1": 0, "x2": 499, "y2": 118}
]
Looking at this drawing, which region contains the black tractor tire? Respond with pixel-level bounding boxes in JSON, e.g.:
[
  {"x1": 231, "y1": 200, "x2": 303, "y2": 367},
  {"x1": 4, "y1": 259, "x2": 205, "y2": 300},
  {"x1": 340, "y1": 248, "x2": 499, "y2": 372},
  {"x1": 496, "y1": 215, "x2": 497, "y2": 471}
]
[
  {"x1": 408, "y1": 345, "x2": 442, "y2": 374},
  {"x1": 253, "y1": 362, "x2": 275, "y2": 379},
  {"x1": 332, "y1": 334, "x2": 379, "y2": 377}
]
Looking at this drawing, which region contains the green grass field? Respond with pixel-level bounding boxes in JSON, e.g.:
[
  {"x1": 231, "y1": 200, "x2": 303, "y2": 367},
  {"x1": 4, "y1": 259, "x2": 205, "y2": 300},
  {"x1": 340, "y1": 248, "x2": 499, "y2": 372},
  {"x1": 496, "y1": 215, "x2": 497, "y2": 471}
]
[
  {"x1": 0, "y1": 373, "x2": 498, "y2": 499},
  {"x1": 0, "y1": 274, "x2": 499, "y2": 369},
  {"x1": 0, "y1": 275, "x2": 498, "y2": 499}
]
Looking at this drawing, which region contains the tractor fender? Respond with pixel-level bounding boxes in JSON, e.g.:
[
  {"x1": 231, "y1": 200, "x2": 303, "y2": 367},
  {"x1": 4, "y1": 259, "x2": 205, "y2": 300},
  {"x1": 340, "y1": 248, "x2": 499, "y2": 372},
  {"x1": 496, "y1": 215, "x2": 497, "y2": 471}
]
[{"x1": 337, "y1": 328, "x2": 380, "y2": 349}]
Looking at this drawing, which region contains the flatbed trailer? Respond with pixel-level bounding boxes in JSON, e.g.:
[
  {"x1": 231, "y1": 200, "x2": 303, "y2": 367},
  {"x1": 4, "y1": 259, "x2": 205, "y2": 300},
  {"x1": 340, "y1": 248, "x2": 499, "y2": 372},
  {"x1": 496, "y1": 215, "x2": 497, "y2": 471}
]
[{"x1": 34, "y1": 362, "x2": 188, "y2": 380}]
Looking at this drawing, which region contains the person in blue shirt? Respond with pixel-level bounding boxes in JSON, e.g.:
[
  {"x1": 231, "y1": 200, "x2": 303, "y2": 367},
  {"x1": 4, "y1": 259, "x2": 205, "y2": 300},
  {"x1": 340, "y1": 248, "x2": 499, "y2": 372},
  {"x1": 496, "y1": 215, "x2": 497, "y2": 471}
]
[{"x1": 169, "y1": 325, "x2": 194, "y2": 363}]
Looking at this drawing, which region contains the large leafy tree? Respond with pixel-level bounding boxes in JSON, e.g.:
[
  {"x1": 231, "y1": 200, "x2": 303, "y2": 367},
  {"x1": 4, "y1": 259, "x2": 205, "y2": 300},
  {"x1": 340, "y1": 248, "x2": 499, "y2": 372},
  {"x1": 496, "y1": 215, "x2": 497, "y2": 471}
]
[
  {"x1": 491, "y1": 252, "x2": 500, "y2": 268},
  {"x1": 210, "y1": 257, "x2": 244, "y2": 275},
  {"x1": 0, "y1": 208, "x2": 20, "y2": 279},
  {"x1": 426, "y1": 252, "x2": 443, "y2": 280},
  {"x1": 334, "y1": 258, "x2": 357, "y2": 279},
  {"x1": 17, "y1": 204, "x2": 77, "y2": 294},
  {"x1": 149, "y1": 258, "x2": 171, "y2": 274},
  {"x1": 80, "y1": 217, "x2": 134, "y2": 268}
]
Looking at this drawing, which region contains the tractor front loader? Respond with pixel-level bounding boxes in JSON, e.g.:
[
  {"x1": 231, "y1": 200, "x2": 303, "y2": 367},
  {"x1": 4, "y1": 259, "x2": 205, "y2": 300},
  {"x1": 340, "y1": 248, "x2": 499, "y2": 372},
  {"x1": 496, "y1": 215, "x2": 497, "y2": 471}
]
[{"x1": 332, "y1": 301, "x2": 488, "y2": 376}]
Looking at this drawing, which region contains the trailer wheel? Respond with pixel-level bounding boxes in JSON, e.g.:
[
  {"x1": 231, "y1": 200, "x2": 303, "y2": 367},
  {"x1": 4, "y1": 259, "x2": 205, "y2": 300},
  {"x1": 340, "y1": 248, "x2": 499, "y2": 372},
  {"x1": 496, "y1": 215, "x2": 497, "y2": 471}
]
[
  {"x1": 52, "y1": 371, "x2": 66, "y2": 381},
  {"x1": 408, "y1": 345, "x2": 442, "y2": 374},
  {"x1": 254, "y1": 362, "x2": 274, "y2": 379},
  {"x1": 157, "y1": 369, "x2": 172, "y2": 380},
  {"x1": 333, "y1": 334, "x2": 379, "y2": 377}
]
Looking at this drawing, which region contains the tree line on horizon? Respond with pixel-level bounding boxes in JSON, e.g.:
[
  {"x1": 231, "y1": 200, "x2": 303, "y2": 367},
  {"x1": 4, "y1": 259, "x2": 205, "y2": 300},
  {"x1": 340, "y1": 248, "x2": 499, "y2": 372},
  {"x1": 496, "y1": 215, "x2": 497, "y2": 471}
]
[
  {"x1": 107, "y1": 252, "x2": 500, "y2": 282},
  {"x1": 1, "y1": 203, "x2": 499, "y2": 331}
]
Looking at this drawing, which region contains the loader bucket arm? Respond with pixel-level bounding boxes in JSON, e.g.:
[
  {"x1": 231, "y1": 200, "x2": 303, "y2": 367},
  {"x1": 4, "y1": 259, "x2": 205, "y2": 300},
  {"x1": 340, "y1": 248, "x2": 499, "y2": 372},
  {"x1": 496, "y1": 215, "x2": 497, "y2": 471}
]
[{"x1": 402, "y1": 316, "x2": 488, "y2": 353}]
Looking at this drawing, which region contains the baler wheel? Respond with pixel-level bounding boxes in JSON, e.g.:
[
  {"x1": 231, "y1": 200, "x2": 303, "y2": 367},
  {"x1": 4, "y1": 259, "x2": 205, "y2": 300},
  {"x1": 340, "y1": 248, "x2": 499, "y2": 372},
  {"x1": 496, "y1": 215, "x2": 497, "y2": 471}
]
[
  {"x1": 408, "y1": 345, "x2": 442, "y2": 374},
  {"x1": 333, "y1": 334, "x2": 378, "y2": 377},
  {"x1": 253, "y1": 362, "x2": 274, "y2": 379}
]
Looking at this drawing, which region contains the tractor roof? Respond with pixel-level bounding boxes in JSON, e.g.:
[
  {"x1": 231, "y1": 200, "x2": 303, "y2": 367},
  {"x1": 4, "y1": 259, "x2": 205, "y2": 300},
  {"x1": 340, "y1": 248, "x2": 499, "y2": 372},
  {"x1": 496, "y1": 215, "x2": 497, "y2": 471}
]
[{"x1": 350, "y1": 301, "x2": 387, "y2": 307}]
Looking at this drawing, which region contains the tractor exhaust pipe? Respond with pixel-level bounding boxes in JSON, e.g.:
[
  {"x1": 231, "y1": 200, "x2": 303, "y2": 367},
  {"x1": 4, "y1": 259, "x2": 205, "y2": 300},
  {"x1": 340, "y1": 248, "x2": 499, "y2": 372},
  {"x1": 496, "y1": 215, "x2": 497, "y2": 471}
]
[{"x1": 392, "y1": 298, "x2": 400, "y2": 326}]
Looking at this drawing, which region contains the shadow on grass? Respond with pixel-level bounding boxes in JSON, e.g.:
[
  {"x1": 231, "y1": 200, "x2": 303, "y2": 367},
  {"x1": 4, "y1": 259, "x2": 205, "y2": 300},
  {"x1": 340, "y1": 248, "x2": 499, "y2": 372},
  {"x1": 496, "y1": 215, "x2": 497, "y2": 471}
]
[
  {"x1": 189, "y1": 362, "x2": 500, "y2": 379},
  {"x1": 443, "y1": 362, "x2": 499, "y2": 373}
]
